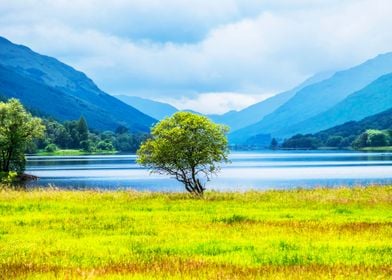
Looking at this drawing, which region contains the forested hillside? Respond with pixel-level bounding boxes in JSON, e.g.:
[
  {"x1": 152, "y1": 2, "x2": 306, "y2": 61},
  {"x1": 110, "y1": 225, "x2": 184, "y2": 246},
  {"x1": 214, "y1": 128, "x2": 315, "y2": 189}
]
[{"x1": 282, "y1": 107, "x2": 392, "y2": 149}]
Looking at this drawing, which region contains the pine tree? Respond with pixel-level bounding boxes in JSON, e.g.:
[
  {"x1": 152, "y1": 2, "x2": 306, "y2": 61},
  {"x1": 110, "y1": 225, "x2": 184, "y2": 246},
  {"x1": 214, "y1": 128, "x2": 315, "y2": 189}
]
[{"x1": 77, "y1": 116, "x2": 89, "y2": 143}]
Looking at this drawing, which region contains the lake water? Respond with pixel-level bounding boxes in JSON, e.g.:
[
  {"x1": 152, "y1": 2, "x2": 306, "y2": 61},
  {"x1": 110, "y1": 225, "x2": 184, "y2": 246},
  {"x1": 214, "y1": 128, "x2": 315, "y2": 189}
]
[{"x1": 25, "y1": 151, "x2": 392, "y2": 191}]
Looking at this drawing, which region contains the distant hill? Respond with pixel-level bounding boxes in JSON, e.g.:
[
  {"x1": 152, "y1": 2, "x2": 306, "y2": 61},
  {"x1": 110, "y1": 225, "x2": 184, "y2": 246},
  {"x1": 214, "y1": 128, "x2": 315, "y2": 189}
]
[
  {"x1": 317, "y1": 107, "x2": 392, "y2": 138},
  {"x1": 209, "y1": 72, "x2": 333, "y2": 131},
  {"x1": 282, "y1": 107, "x2": 392, "y2": 149},
  {"x1": 115, "y1": 95, "x2": 177, "y2": 120},
  {"x1": 230, "y1": 52, "x2": 392, "y2": 143},
  {"x1": 0, "y1": 36, "x2": 155, "y2": 132},
  {"x1": 282, "y1": 72, "x2": 392, "y2": 136}
]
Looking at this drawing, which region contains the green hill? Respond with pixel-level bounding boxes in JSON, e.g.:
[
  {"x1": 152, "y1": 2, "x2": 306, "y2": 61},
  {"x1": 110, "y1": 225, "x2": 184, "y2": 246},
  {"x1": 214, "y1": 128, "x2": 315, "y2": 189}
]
[{"x1": 282, "y1": 107, "x2": 392, "y2": 149}]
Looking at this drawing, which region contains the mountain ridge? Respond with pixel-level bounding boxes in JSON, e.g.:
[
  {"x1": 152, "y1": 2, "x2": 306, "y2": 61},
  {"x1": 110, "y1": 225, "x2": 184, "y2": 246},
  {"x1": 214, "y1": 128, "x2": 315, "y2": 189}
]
[
  {"x1": 281, "y1": 72, "x2": 392, "y2": 136},
  {"x1": 209, "y1": 71, "x2": 334, "y2": 131},
  {"x1": 115, "y1": 95, "x2": 178, "y2": 120},
  {"x1": 0, "y1": 36, "x2": 156, "y2": 132},
  {"x1": 230, "y1": 52, "x2": 392, "y2": 143}
]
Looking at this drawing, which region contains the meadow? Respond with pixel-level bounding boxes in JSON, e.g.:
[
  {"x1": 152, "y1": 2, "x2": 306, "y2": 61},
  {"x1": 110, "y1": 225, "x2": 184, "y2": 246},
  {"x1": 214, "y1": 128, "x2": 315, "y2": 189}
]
[{"x1": 0, "y1": 186, "x2": 391, "y2": 279}]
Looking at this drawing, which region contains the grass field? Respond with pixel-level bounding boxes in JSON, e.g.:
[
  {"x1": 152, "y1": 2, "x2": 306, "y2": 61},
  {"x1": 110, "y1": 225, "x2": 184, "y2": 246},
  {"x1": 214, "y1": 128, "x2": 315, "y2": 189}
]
[{"x1": 0, "y1": 186, "x2": 391, "y2": 279}]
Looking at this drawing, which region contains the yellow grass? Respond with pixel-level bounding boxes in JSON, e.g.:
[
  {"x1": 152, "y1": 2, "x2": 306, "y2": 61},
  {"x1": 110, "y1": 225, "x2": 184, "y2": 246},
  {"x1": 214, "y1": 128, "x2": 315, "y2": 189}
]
[{"x1": 0, "y1": 186, "x2": 391, "y2": 279}]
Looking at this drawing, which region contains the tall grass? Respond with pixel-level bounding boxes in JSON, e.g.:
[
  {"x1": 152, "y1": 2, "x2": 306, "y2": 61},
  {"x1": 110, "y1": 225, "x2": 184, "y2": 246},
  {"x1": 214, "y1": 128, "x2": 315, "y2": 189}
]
[{"x1": 0, "y1": 186, "x2": 391, "y2": 279}]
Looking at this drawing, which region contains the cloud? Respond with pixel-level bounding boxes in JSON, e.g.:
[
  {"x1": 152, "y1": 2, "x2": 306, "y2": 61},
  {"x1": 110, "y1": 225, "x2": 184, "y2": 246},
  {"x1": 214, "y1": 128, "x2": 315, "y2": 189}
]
[
  {"x1": 0, "y1": 0, "x2": 392, "y2": 113},
  {"x1": 162, "y1": 92, "x2": 269, "y2": 115}
]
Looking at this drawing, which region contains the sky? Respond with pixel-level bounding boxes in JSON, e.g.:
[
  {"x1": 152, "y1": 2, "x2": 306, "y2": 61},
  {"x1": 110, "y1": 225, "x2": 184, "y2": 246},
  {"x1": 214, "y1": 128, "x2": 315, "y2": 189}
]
[{"x1": 1, "y1": 0, "x2": 392, "y2": 114}]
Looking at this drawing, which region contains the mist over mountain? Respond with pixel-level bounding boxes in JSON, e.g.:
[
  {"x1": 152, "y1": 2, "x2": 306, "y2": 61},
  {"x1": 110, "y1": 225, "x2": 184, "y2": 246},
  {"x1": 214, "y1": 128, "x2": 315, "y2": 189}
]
[
  {"x1": 115, "y1": 95, "x2": 178, "y2": 120},
  {"x1": 282, "y1": 73, "x2": 392, "y2": 136},
  {"x1": 0, "y1": 36, "x2": 155, "y2": 132},
  {"x1": 209, "y1": 71, "x2": 333, "y2": 131}
]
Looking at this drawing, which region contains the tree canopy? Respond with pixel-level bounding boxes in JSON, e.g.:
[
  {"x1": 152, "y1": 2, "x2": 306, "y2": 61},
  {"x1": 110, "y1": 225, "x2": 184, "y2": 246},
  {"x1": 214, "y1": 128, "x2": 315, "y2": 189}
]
[
  {"x1": 0, "y1": 99, "x2": 45, "y2": 173},
  {"x1": 137, "y1": 112, "x2": 229, "y2": 195}
]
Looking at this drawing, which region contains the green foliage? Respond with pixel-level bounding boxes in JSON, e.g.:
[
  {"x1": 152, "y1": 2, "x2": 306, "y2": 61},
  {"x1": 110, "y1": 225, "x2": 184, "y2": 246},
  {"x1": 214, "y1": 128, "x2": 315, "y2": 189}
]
[
  {"x1": 80, "y1": 140, "x2": 94, "y2": 153},
  {"x1": 96, "y1": 140, "x2": 115, "y2": 151},
  {"x1": 77, "y1": 116, "x2": 89, "y2": 143},
  {"x1": 34, "y1": 118, "x2": 148, "y2": 154},
  {"x1": 0, "y1": 99, "x2": 45, "y2": 174},
  {"x1": 326, "y1": 136, "x2": 344, "y2": 148},
  {"x1": 0, "y1": 171, "x2": 17, "y2": 184},
  {"x1": 114, "y1": 132, "x2": 148, "y2": 153},
  {"x1": 353, "y1": 129, "x2": 391, "y2": 148},
  {"x1": 137, "y1": 112, "x2": 229, "y2": 195},
  {"x1": 282, "y1": 134, "x2": 321, "y2": 149},
  {"x1": 352, "y1": 132, "x2": 369, "y2": 149},
  {"x1": 44, "y1": 143, "x2": 58, "y2": 153},
  {"x1": 366, "y1": 129, "x2": 390, "y2": 146}
]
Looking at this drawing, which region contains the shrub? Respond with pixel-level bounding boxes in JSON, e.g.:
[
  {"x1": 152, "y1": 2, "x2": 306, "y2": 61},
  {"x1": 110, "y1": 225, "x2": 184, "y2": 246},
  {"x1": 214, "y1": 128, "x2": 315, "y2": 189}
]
[{"x1": 45, "y1": 143, "x2": 58, "y2": 153}]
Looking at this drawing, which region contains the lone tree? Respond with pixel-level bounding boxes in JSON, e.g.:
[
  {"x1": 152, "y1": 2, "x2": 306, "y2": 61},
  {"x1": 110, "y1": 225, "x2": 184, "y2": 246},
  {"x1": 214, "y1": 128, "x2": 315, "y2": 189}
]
[
  {"x1": 0, "y1": 99, "x2": 45, "y2": 174},
  {"x1": 137, "y1": 112, "x2": 229, "y2": 195}
]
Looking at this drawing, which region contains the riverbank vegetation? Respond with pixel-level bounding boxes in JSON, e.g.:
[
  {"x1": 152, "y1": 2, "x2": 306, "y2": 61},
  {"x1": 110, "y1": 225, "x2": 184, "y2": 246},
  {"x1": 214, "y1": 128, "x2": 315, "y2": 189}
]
[
  {"x1": 30, "y1": 117, "x2": 149, "y2": 155},
  {"x1": 0, "y1": 186, "x2": 391, "y2": 279}
]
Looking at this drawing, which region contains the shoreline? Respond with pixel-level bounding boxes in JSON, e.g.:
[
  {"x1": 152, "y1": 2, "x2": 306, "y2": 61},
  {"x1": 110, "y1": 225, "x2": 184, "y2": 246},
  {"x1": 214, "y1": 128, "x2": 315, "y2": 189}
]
[
  {"x1": 3, "y1": 183, "x2": 391, "y2": 192},
  {"x1": 26, "y1": 147, "x2": 392, "y2": 157}
]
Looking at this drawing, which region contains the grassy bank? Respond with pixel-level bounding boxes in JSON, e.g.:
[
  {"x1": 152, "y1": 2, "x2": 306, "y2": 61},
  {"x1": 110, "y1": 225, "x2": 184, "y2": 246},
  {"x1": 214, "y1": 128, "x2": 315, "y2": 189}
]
[
  {"x1": 32, "y1": 149, "x2": 118, "y2": 156},
  {"x1": 360, "y1": 146, "x2": 392, "y2": 152},
  {"x1": 0, "y1": 186, "x2": 391, "y2": 279}
]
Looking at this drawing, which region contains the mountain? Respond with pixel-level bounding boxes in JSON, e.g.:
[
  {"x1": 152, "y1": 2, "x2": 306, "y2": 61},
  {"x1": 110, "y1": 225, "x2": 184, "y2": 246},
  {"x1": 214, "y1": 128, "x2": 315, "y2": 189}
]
[
  {"x1": 230, "y1": 52, "x2": 392, "y2": 143},
  {"x1": 318, "y1": 107, "x2": 392, "y2": 138},
  {"x1": 282, "y1": 106, "x2": 392, "y2": 149},
  {"x1": 0, "y1": 36, "x2": 155, "y2": 132},
  {"x1": 282, "y1": 73, "x2": 392, "y2": 136},
  {"x1": 115, "y1": 95, "x2": 177, "y2": 120},
  {"x1": 209, "y1": 72, "x2": 333, "y2": 131}
]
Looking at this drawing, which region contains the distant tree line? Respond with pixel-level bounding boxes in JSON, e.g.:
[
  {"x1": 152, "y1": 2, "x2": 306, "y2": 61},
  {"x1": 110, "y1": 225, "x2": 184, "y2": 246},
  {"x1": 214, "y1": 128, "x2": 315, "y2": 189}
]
[
  {"x1": 280, "y1": 129, "x2": 392, "y2": 150},
  {"x1": 278, "y1": 107, "x2": 392, "y2": 150},
  {"x1": 28, "y1": 117, "x2": 149, "y2": 154}
]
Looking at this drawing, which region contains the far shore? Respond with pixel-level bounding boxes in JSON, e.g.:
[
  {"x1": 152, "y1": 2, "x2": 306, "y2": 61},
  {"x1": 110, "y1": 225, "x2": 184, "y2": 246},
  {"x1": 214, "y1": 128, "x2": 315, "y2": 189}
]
[{"x1": 26, "y1": 147, "x2": 392, "y2": 157}]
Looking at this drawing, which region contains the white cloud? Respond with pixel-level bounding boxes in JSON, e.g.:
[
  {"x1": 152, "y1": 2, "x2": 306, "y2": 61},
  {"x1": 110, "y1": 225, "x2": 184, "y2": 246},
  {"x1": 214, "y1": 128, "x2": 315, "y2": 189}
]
[
  {"x1": 162, "y1": 93, "x2": 268, "y2": 115},
  {"x1": 0, "y1": 0, "x2": 392, "y2": 113}
]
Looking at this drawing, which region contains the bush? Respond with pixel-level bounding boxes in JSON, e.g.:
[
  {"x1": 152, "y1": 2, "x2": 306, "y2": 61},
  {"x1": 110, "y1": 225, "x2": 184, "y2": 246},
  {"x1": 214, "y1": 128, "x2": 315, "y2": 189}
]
[
  {"x1": 80, "y1": 140, "x2": 95, "y2": 153},
  {"x1": 97, "y1": 140, "x2": 115, "y2": 151},
  {"x1": 45, "y1": 143, "x2": 58, "y2": 153},
  {"x1": 0, "y1": 171, "x2": 18, "y2": 184},
  {"x1": 366, "y1": 130, "x2": 389, "y2": 147}
]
